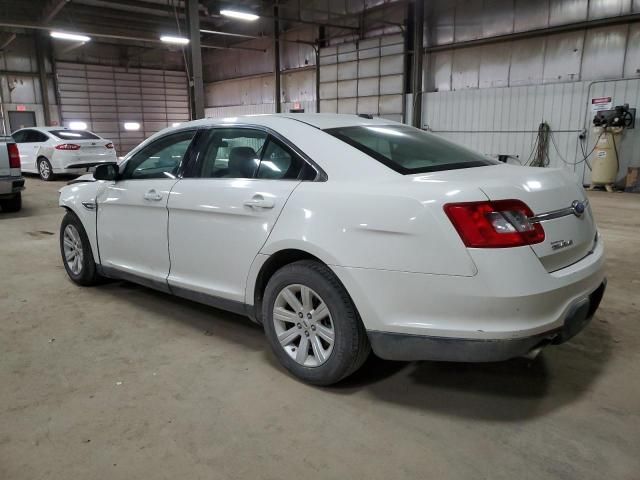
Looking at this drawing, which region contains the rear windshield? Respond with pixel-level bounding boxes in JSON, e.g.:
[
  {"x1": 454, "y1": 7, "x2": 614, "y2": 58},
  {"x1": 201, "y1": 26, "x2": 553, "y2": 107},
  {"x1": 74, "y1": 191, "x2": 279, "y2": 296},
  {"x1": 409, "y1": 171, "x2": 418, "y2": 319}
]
[
  {"x1": 50, "y1": 130, "x2": 100, "y2": 140},
  {"x1": 325, "y1": 125, "x2": 498, "y2": 174}
]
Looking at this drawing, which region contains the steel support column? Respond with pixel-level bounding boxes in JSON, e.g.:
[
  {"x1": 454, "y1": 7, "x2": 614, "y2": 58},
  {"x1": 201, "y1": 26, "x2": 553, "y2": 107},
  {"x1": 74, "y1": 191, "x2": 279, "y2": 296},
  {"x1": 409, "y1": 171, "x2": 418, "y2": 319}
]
[
  {"x1": 187, "y1": 0, "x2": 204, "y2": 119},
  {"x1": 274, "y1": 4, "x2": 281, "y2": 114},
  {"x1": 411, "y1": 0, "x2": 424, "y2": 128},
  {"x1": 35, "y1": 33, "x2": 52, "y2": 125}
]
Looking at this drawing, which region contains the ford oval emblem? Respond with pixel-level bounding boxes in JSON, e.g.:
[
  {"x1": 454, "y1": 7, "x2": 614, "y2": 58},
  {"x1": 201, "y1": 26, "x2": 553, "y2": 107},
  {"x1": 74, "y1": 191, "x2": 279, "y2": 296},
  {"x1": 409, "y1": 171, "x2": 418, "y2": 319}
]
[{"x1": 572, "y1": 200, "x2": 586, "y2": 217}]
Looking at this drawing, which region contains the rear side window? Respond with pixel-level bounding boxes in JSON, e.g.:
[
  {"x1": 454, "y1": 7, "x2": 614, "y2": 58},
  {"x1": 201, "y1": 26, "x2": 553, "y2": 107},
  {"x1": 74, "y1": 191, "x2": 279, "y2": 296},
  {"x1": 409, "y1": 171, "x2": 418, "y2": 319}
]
[
  {"x1": 256, "y1": 138, "x2": 308, "y2": 180},
  {"x1": 28, "y1": 131, "x2": 50, "y2": 142},
  {"x1": 50, "y1": 130, "x2": 100, "y2": 140},
  {"x1": 199, "y1": 128, "x2": 267, "y2": 178},
  {"x1": 11, "y1": 131, "x2": 27, "y2": 143},
  {"x1": 325, "y1": 125, "x2": 498, "y2": 174}
]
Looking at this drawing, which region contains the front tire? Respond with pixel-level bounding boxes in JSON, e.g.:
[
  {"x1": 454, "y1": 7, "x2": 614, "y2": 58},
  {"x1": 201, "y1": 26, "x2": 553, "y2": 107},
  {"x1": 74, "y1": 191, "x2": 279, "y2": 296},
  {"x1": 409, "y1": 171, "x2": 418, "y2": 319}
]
[
  {"x1": 38, "y1": 157, "x2": 54, "y2": 181},
  {"x1": 0, "y1": 193, "x2": 21, "y2": 212},
  {"x1": 60, "y1": 211, "x2": 102, "y2": 286},
  {"x1": 262, "y1": 260, "x2": 370, "y2": 386}
]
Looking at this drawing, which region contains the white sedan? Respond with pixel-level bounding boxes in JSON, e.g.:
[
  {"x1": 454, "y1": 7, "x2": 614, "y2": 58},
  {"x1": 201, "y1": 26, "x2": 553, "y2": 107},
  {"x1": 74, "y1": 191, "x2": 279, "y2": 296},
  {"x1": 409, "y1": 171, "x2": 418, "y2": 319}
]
[
  {"x1": 57, "y1": 114, "x2": 606, "y2": 385},
  {"x1": 12, "y1": 127, "x2": 116, "y2": 181}
]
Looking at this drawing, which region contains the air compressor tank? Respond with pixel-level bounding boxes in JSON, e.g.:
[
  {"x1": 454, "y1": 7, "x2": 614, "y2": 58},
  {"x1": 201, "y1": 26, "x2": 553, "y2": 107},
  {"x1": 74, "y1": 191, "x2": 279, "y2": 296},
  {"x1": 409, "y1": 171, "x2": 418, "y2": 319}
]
[{"x1": 591, "y1": 126, "x2": 622, "y2": 191}]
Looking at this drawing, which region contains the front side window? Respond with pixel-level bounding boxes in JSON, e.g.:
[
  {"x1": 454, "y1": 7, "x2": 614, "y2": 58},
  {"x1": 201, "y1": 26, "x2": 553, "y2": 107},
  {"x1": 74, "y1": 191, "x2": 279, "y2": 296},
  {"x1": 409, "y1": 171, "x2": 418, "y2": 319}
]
[
  {"x1": 325, "y1": 125, "x2": 498, "y2": 174},
  {"x1": 199, "y1": 128, "x2": 267, "y2": 178},
  {"x1": 122, "y1": 130, "x2": 196, "y2": 180}
]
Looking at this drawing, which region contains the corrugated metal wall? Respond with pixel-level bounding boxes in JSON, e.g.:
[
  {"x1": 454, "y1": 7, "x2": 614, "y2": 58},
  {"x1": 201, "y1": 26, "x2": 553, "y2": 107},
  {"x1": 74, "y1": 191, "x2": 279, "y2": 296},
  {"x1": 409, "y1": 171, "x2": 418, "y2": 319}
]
[
  {"x1": 204, "y1": 68, "x2": 316, "y2": 117},
  {"x1": 57, "y1": 62, "x2": 189, "y2": 155},
  {"x1": 423, "y1": 0, "x2": 640, "y2": 184},
  {"x1": 424, "y1": 79, "x2": 640, "y2": 184},
  {"x1": 0, "y1": 35, "x2": 59, "y2": 134},
  {"x1": 319, "y1": 33, "x2": 405, "y2": 122},
  {"x1": 427, "y1": 0, "x2": 640, "y2": 48}
]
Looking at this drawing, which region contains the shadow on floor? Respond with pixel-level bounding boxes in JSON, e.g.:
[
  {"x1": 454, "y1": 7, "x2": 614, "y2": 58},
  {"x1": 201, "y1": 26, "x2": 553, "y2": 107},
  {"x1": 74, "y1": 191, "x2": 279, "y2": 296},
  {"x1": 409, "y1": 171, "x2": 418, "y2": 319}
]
[
  {"x1": 87, "y1": 278, "x2": 614, "y2": 423},
  {"x1": 327, "y1": 315, "x2": 613, "y2": 422}
]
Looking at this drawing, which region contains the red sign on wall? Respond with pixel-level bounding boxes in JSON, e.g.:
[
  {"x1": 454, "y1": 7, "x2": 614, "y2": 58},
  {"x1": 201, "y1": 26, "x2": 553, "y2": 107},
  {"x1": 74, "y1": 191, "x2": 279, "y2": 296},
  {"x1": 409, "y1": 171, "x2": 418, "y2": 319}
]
[{"x1": 16, "y1": 105, "x2": 26, "y2": 112}]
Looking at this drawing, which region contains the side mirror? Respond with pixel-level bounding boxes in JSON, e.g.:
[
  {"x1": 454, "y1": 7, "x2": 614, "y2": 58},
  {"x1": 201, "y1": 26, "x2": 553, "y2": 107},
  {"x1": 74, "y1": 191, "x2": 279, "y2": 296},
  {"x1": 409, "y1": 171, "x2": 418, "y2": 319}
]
[{"x1": 94, "y1": 163, "x2": 119, "y2": 181}]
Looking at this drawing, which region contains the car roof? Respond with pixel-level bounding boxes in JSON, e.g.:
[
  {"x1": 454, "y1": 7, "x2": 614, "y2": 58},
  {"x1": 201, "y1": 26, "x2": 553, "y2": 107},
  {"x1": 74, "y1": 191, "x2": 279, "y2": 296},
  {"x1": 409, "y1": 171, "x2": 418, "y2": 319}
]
[
  {"x1": 13, "y1": 127, "x2": 79, "y2": 133},
  {"x1": 181, "y1": 113, "x2": 401, "y2": 131}
]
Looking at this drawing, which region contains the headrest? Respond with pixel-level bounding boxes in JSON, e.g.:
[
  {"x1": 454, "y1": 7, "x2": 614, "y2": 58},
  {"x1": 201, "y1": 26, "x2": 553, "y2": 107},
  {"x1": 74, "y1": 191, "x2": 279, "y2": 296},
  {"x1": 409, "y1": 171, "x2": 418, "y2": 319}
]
[{"x1": 228, "y1": 146, "x2": 258, "y2": 178}]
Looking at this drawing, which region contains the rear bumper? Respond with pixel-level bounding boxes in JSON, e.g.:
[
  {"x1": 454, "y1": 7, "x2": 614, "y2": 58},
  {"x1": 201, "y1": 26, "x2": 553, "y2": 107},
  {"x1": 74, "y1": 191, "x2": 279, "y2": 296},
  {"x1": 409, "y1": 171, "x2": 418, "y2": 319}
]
[
  {"x1": 0, "y1": 176, "x2": 25, "y2": 196},
  {"x1": 53, "y1": 153, "x2": 117, "y2": 173},
  {"x1": 368, "y1": 280, "x2": 606, "y2": 362}
]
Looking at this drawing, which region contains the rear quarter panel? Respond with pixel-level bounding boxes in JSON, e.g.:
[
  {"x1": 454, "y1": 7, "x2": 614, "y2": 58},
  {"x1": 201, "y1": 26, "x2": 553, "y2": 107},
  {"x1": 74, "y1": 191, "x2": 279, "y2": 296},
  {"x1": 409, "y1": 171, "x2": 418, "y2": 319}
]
[{"x1": 261, "y1": 179, "x2": 483, "y2": 276}]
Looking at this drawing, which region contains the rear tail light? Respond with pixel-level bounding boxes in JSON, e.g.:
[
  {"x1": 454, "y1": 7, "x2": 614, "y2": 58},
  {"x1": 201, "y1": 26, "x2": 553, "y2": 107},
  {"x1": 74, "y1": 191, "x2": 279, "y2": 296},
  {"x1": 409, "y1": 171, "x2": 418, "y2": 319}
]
[
  {"x1": 105, "y1": 143, "x2": 114, "y2": 149},
  {"x1": 444, "y1": 200, "x2": 545, "y2": 248},
  {"x1": 55, "y1": 144, "x2": 81, "y2": 150},
  {"x1": 7, "y1": 143, "x2": 20, "y2": 168}
]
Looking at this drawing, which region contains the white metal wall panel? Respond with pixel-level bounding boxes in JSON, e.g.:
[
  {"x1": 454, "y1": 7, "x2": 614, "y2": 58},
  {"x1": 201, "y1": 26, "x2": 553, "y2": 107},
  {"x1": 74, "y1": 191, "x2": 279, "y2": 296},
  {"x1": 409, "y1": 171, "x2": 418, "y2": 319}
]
[
  {"x1": 429, "y1": 0, "x2": 637, "y2": 47},
  {"x1": 204, "y1": 69, "x2": 315, "y2": 114},
  {"x1": 57, "y1": 62, "x2": 189, "y2": 155},
  {"x1": 319, "y1": 33, "x2": 405, "y2": 120},
  {"x1": 423, "y1": 79, "x2": 640, "y2": 185},
  {"x1": 427, "y1": 22, "x2": 639, "y2": 91},
  {"x1": 581, "y1": 25, "x2": 628, "y2": 80},
  {"x1": 624, "y1": 23, "x2": 640, "y2": 77}
]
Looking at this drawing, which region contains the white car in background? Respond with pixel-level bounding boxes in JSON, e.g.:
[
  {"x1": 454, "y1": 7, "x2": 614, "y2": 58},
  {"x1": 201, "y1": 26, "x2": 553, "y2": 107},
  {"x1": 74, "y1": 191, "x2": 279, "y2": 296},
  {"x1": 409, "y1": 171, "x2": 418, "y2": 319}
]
[
  {"x1": 57, "y1": 114, "x2": 606, "y2": 385},
  {"x1": 12, "y1": 127, "x2": 116, "y2": 181}
]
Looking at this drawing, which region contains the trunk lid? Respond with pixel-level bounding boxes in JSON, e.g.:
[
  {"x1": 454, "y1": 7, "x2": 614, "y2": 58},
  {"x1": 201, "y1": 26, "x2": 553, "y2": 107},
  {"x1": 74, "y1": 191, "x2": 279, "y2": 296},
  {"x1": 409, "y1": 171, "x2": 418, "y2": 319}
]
[
  {"x1": 74, "y1": 139, "x2": 112, "y2": 152},
  {"x1": 420, "y1": 164, "x2": 597, "y2": 272}
]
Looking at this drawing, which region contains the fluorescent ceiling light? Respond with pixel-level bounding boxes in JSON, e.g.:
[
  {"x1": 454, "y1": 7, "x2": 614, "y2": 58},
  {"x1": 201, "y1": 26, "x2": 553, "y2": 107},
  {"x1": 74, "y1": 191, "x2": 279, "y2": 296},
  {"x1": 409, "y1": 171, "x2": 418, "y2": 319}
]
[
  {"x1": 69, "y1": 121, "x2": 87, "y2": 130},
  {"x1": 160, "y1": 35, "x2": 189, "y2": 45},
  {"x1": 220, "y1": 9, "x2": 259, "y2": 21},
  {"x1": 51, "y1": 31, "x2": 91, "y2": 42},
  {"x1": 124, "y1": 122, "x2": 140, "y2": 131}
]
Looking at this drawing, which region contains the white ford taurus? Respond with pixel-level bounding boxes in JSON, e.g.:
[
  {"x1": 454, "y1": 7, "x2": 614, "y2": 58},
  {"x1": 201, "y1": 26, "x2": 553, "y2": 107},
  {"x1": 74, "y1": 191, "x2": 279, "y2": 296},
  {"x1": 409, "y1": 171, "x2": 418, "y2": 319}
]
[{"x1": 58, "y1": 114, "x2": 606, "y2": 385}]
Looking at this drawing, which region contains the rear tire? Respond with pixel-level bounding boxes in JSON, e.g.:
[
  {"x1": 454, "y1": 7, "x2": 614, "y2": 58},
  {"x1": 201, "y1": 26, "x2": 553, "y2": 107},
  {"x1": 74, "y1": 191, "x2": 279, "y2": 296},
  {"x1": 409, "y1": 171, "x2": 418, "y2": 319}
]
[
  {"x1": 38, "y1": 157, "x2": 54, "y2": 181},
  {"x1": 262, "y1": 260, "x2": 370, "y2": 386},
  {"x1": 60, "y1": 211, "x2": 102, "y2": 286},
  {"x1": 0, "y1": 193, "x2": 21, "y2": 212}
]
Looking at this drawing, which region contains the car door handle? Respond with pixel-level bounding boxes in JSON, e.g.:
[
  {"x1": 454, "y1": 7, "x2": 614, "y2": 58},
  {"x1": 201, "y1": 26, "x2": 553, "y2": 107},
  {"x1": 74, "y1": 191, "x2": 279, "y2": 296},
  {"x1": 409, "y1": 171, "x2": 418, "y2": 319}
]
[
  {"x1": 143, "y1": 189, "x2": 163, "y2": 201},
  {"x1": 243, "y1": 195, "x2": 274, "y2": 209}
]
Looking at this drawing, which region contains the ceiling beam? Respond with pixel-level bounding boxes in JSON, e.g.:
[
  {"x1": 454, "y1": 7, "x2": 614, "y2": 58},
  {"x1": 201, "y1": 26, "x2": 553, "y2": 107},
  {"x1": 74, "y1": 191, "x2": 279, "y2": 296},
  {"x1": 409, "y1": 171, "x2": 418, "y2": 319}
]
[
  {"x1": 0, "y1": 21, "x2": 267, "y2": 52},
  {"x1": 42, "y1": 0, "x2": 71, "y2": 24},
  {"x1": 0, "y1": 32, "x2": 16, "y2": 51}
]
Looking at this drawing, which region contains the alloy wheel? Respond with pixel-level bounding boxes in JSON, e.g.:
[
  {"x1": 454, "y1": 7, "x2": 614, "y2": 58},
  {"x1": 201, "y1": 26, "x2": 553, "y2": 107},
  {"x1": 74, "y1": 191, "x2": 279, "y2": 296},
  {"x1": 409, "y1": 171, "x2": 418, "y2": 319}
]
[
  {"x1": 273, "y1": 284, "x2": 335, "y2": 367},
  {"x1": 39, "y1": 160, "x2": 51, "y2": 180},
  {"x1": 63, "y1": 224, "x2": 84, "y2": 275}
]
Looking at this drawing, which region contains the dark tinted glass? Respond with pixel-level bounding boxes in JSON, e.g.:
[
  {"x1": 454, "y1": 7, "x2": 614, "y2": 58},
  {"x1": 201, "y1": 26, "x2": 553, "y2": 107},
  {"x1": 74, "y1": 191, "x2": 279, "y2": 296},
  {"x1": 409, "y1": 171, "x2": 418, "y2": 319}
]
[
  {"x1": 325, "y1": 125, "x2": 498, "y2": 174},
  {"x1": 256, "y1": 139, "x2": 306, "y2": 180},
  {"x1": 50, "y1": 130, "x2": 100, "y2": 140},
  {"x1": 11, "y1": 131, "x2": 27, "y2": 143},
  {"x1": 30, "y1": 131, "x2": 49, "y2": 142}
]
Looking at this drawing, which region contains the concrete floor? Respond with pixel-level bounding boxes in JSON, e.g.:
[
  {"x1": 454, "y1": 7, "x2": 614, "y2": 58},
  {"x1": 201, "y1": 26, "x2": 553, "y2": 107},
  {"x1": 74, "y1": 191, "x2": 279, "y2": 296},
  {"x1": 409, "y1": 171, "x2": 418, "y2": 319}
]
[{"x1": 1, "y1": 177, "x2": 639, "y2": 480}]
